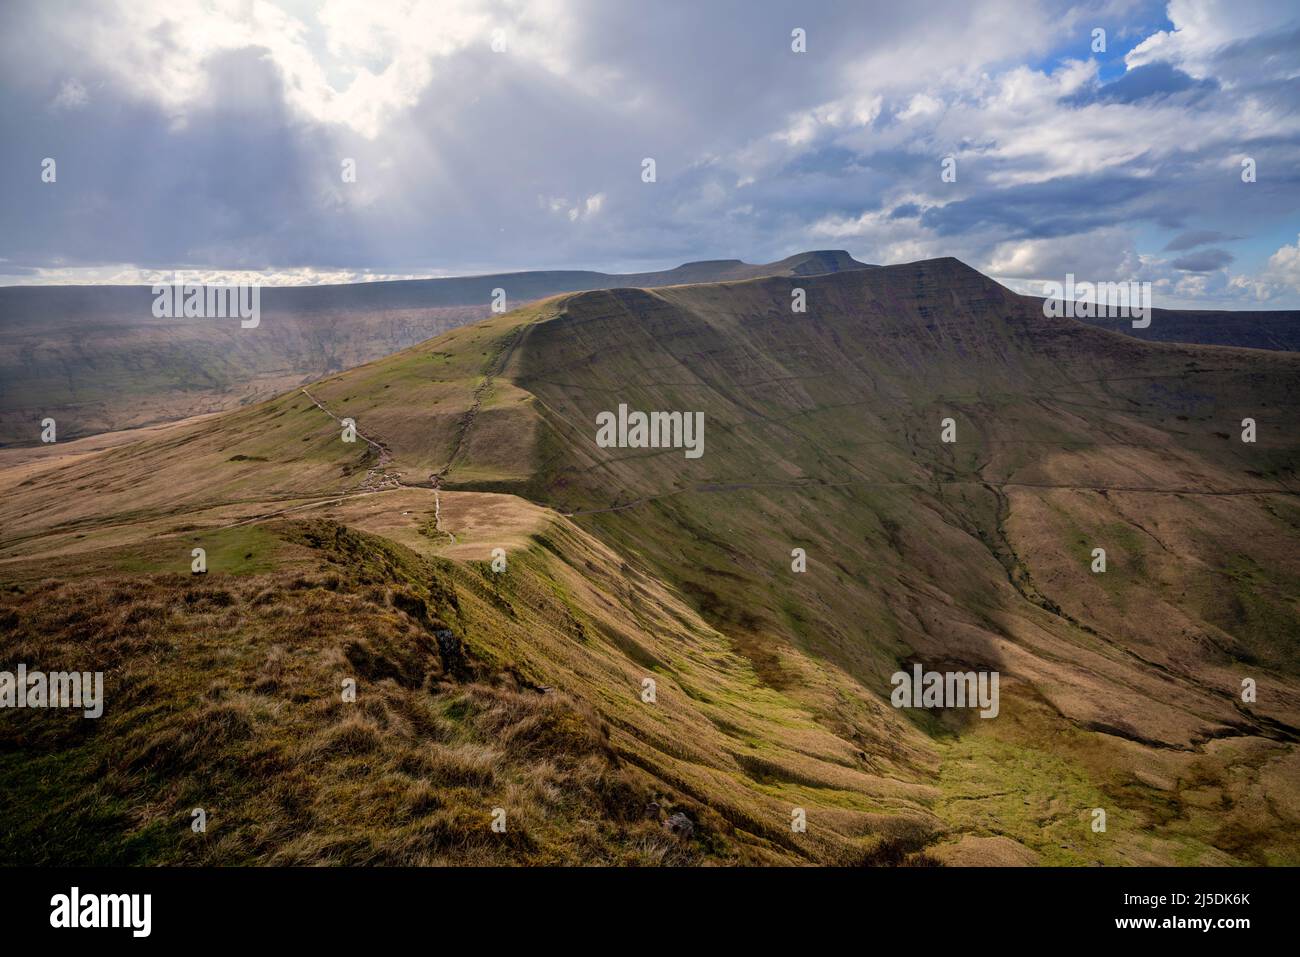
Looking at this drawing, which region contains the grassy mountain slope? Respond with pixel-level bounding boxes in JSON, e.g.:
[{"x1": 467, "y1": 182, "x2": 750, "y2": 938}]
[{"x1": 2, "y1": 259, "x2": 1297, "y2": 865}]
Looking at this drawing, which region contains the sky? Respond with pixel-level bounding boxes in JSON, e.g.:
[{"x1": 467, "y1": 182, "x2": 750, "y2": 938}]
[{"x1": 1, "y1": 0, "x2": 1298, "y2": 308}]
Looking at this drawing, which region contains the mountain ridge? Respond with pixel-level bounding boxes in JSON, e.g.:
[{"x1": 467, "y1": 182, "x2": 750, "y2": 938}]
[{"x1": 0, "y1": 250, "x2": 874, "y2": 444}]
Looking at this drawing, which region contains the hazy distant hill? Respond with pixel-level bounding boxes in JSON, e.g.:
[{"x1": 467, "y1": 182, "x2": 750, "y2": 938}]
[
  {"x1": 0, "y1": 250, "x2": 874, "y2": 444},
  {"x1": 3, "y1": 258, "x2": 1296, "y2": 865},
  {"x1": 1075, "y1": 306, "x2": 1300, "y2": 352}
]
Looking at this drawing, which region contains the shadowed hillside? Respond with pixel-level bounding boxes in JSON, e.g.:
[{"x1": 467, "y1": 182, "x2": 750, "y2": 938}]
[{"x1": 2, "y1": 258, "x2": 1297, "y2": 865}]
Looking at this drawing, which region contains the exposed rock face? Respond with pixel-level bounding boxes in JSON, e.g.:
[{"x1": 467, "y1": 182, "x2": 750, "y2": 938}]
[{"x1": 662, "y1": 813, "x2": 695, "y2": 840}]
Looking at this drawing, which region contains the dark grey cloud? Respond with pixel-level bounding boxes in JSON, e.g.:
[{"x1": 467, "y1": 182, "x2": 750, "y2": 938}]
[
  {"x1": 919, "y1": 174, "x2": 1155, "y2": 240},
  {"x1": 1164, "y1": 229, "x2": 1237, "y2": 251},
  {"x1": 1171, "y1": 248, "x2": 1234, "y2": 272}
]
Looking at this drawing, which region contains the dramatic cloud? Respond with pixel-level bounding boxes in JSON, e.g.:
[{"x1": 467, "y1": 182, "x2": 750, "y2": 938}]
[{"x1": 1, "y1": 0, "x2": 1297, "y2": 307}]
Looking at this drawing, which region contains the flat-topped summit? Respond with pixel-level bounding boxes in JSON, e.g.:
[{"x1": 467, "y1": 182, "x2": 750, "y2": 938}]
[{"x1": 775, "y1": 249, "x2": 876, "y2": 274}]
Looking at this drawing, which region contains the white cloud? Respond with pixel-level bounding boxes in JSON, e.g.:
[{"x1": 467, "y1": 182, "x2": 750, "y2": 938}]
[
  {"x1": 542, "y1": 191, "x2": 605, "y2": 223},
  {"x1": 51, "y1": 78, "x2": 87, "y2": 109},
  {"x1": 44, "y1": 0, "x2": 576, "y2": 137},
  {"x1": 1229, "y1": 234, "x2": 1300, "y2": 301},
  {"x1": 896, "y1": 93, "x2": 943, "y2": 122},
  {"x1": 986, "y1": 227, "x2": 1142, "y2": 280},
  {"x1": 1126, "y1": 0, "x2": 1299, "y2": 83},
  {"x1": 1263, "y1": 234, "x2": 1300, "y2": 288}
]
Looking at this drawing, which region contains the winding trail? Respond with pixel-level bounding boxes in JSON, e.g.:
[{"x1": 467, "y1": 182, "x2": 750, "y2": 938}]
[
  {"x1": 301, "y1": 387, "x2": 402, "y2": 492},
  {"x1": 433, "y1": 488, "x2": 456, "y2": 544},
  {"x1": 279, "y1": 387, "x2": 462, "y2": 544}
]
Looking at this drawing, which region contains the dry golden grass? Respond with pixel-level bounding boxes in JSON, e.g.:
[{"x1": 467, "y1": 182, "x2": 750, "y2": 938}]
[{"x1": 0, "y1": 546, "x2": 710, "y2": 865}]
